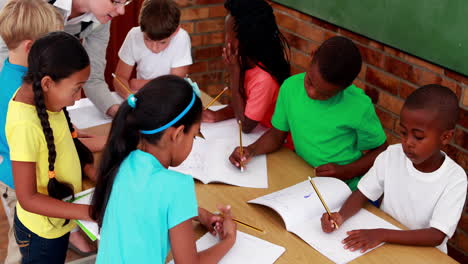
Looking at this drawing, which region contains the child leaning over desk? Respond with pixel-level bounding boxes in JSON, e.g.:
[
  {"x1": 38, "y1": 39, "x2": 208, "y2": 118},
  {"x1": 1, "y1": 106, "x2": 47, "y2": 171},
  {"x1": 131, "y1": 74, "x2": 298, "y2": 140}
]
[{"x1": 322, "y1": 85, "x2": 467, "y2": 253}]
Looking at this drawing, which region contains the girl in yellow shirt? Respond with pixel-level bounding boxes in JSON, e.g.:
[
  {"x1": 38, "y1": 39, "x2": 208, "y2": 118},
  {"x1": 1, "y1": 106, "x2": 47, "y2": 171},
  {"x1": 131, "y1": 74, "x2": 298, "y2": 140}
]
[{"x1": 6, "y1": 31, "x2": 94, "y2": 263}]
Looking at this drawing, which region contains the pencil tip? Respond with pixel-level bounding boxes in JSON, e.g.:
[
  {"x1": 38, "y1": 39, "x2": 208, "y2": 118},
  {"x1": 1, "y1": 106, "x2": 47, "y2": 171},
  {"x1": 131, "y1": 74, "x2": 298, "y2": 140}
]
[{"x1": 308, "y1": 176, "x2": 313, "y2": 180}]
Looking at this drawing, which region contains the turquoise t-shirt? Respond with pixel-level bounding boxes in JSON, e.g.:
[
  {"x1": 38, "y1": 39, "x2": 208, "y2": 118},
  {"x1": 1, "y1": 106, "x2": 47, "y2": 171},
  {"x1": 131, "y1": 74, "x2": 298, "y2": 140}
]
[
  {"x1": 272, "y1": 73, "x2": 386, "y2": 190},
  {"x1": 97, "y1": 150, "x2": 198, "y2": 264},
  {"x1": 0, "y1": 59, "x2": 27, "y2": 189}
]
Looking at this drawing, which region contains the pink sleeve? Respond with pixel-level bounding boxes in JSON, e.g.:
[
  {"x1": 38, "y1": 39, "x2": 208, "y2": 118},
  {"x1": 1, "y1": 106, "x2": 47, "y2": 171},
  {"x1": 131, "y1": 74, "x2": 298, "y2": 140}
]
[{"x1": 244, "y1": 73, "x2": 279, "y2": 122}]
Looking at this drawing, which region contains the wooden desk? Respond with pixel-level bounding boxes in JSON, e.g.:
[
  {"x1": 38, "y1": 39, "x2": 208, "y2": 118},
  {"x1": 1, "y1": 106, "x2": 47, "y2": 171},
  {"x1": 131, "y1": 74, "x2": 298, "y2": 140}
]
[{"x1": 82, "y1": 94, "x2": 457, "y2": 264}]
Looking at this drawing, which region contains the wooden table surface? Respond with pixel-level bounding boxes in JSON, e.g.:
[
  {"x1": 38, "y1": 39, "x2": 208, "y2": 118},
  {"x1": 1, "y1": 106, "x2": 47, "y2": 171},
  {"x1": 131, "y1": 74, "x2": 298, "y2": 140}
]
[{"x1": 82, "y1": 93, "x2": 458, "y2": 264}]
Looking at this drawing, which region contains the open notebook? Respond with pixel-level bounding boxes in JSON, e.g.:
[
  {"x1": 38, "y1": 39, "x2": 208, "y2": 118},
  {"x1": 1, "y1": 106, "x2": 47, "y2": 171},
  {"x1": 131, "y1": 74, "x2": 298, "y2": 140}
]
[
  {"x1": 65, "y1": 188, "x2": 99, "y2": 241},
  {"x1": 67, "y1": 92, "x2": 123, "y2": 129},
  {"x1": 248, "y1": 177, "x2": 400, "y2": 264},
  {"x1": 168, "y1": 231, "x2": 285, "y2": 264},
  {"x1": 171, "y1": 107, "x2": 269, "y2": 188}
]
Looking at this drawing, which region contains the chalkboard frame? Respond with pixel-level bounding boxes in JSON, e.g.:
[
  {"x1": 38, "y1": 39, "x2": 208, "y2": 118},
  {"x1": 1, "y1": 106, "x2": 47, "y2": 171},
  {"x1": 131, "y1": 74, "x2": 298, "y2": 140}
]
[{"x1": 273, "y1": 0, "x2": 468, "y2": 76}]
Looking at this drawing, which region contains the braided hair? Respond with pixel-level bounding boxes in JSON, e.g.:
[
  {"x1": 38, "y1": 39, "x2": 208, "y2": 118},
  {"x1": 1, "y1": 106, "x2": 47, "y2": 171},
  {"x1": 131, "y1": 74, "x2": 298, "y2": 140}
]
[
  {"x1": 22, "y1": 32, "x2": 92, "y2": 224},
  {"x1": 224, "y1": 0, "x2": 291, "y2": 84}
]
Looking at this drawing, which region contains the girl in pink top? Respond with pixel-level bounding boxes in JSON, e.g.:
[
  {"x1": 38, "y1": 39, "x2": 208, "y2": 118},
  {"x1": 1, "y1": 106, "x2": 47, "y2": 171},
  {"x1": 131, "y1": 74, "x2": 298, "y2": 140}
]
[{"x1": 202, "y1": 0, "x2": 290, "y2": 133}]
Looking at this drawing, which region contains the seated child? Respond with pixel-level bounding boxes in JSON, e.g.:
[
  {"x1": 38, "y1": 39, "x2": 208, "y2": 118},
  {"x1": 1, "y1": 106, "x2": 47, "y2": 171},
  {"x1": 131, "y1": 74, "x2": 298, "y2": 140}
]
[
  {"x1": 114, "y1": 0, "x2": 192, "y2": 98},
  {"x1": 91, "y1": 75, "x2": 237, "y2": 263},
  {"x1": 202, "y1": 0, "x2": 291, "y2": 133},
  {"x1": 230, "y1": 36, "x2": 387, "y2": 190},
  {"x1": 321, "y1": 84, "x2": 467, "y2": 253}
]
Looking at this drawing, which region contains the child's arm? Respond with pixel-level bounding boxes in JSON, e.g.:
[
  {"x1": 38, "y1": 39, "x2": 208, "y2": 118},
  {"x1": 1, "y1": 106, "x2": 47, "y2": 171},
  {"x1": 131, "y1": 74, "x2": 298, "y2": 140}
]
[
  {"x1": 321, "y1": 190, "x2": 368, "y2": 233},
  {"x1": 316, "y1": 141, "x2": 388, "y2": 180},
  {"x1": 229, "y1": 127, "x2": 288, "y2": 168},
  {"x1": 224, "y1": 43, "x2": 258, "y2": 133},
  {"x1": 113, "y1": 59, "x2": 135, "y2": 98},
  {"x1": 170, "y1": 65, "x2": 189, "y2": 78},
  {"x1": 13, "y1": 161, "x2": 92, "y2": 221},
  {"x1": 342, "y1": 227, "x2": 446, "y2": 253},
  {"x1": 170, "y1": 206, "x2": 237, "y2": 264},
  {"x1": 202, "y1": 106, "x2": 235, "y2": 123}
]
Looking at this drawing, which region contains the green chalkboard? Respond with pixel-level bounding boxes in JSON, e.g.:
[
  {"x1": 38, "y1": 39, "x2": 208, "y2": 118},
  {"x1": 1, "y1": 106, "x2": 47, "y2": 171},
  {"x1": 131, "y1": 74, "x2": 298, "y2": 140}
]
[{"x1": 273, "y1": 0, "x2": 468, "y2": 76}]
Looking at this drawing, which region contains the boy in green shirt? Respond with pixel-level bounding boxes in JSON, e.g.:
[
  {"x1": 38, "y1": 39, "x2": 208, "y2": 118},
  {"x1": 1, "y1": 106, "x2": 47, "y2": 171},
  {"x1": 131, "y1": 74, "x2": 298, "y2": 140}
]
[{"x1": 229, "y1": 36, "x2": 387, "y2": 190}]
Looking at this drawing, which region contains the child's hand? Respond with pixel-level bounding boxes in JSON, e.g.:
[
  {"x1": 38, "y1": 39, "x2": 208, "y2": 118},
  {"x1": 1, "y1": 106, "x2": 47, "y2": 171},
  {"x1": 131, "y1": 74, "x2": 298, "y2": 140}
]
[
  {"x1": 343, "y1": 229, "x2": 384, "y2": 253},
  {"x1": 217, "y1": 205, "x2": 237, "y2": 241},
  {"x1": 202, "y1": 109, "x2": 218, "y2": 123},
  {"x1": 223, "y1": 42, "x2": 240, "y2": 71},
  {"x1": 315, "y1": 163, "x2": 347, "y2": 180},
  {"x1": 229, "y1": 146, "x2": 254, "y2": 170},
  {"x1": 321, "y1": 212, "x2": 343, "y2": 233},
  {"x1": 198, "y1": 208, "x2": 223, "y2": 236}
]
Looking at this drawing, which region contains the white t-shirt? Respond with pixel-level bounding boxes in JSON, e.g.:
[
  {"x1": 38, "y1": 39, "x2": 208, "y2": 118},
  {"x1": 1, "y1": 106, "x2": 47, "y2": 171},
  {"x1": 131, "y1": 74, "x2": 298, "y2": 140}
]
[
  {"x1": 118, "y1": 27, "x2": 192, "y2": 80},
  {"x1": 358, "y1": 144, "x2": 467, "y2": 253}
]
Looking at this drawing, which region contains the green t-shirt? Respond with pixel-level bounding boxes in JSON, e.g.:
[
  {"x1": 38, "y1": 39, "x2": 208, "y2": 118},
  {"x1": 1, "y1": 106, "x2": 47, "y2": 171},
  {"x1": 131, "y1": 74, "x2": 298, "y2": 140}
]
[{"x1": 272, "y1": 73, "x2": 386, "y2": 190}]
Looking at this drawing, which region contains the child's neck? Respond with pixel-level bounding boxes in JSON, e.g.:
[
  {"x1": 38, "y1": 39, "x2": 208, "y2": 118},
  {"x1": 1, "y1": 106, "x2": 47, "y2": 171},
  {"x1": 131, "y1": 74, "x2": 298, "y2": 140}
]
[
  {"x1": 139, "y1": 142, "x2": 172, "y2": 169},
  {"x1": 8, "y1": 51, "x2": 28, "y2": 67},
  {"x1": 14, "y1": 84, "x2": 35, "y2": 106},
  {"x1": 70, "y1": 0, "x2": 89, "y2": 20},
  {"x1": 413, "y1": 151, "x2": 445, "y2": 173}
]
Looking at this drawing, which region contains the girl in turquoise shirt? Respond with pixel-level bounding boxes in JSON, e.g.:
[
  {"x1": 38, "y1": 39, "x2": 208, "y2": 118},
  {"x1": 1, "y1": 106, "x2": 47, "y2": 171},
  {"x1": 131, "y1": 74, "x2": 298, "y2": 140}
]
[{"x1": 91, "y1": 75, "x2": 237, "y2": 263}]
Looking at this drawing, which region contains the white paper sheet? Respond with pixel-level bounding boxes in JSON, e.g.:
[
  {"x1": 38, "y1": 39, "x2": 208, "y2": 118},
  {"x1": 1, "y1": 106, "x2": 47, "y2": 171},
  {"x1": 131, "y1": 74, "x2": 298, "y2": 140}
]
[
  {"x1": 168, "y1": 231, "x2": 285, "y2": 264},
  {"x1": 67, "y1": 92, "x2": 123, "y2": 129}
]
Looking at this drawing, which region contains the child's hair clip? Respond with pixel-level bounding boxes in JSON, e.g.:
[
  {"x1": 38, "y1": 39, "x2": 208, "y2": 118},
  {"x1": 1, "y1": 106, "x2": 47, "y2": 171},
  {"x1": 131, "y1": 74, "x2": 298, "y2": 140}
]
[
  {"x1": 127, "y1": 94, "x2": 137, "y2": 109},
  {"x1": 71, "y1": 131, "x2": 78, "y2": 139},
  {"x1": 185, "y1": 77, "x2": 201, "y2": 98},
  {"x1": 48, "y1": 171, "x2": 56, "y2": 179}
]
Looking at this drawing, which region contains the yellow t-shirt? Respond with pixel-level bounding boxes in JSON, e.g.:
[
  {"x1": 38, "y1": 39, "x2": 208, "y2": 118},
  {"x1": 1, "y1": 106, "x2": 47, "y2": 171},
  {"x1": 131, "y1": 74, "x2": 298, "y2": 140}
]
[{"x1": 6, "y1": 100, "x2": 82, "y2": 239}]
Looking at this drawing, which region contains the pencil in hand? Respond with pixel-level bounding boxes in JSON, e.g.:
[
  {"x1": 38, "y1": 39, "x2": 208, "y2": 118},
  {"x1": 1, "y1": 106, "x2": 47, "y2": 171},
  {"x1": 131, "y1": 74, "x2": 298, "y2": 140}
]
[
  {"x1": 112, "y1": 73, "x2": 133, "y2": 96},
  {"x1": 308, "y1": 176, "x2": 339, "y2": 229},
  {"x1": 204, "y1": 87, "x2": 228, "y2": 110},
  {"x1": 238, "y1": 120, "x2": 244, "y2": 172}
]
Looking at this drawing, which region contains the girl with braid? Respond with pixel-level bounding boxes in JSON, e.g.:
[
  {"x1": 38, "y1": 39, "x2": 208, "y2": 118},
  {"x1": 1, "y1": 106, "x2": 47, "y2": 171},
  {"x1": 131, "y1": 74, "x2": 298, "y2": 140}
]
[{"x1": 5, "y1": 31, "x2": 94, "y2": 263}]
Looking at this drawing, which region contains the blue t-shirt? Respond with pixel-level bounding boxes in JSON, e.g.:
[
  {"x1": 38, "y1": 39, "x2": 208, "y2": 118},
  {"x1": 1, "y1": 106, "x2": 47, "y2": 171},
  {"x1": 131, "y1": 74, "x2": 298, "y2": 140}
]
[
  {"x1": 0, "y1": 59, "x2": 27, "y2": 189},
  {"x1": 97, "y1": 150, "x2": 198, "y2": 264}
]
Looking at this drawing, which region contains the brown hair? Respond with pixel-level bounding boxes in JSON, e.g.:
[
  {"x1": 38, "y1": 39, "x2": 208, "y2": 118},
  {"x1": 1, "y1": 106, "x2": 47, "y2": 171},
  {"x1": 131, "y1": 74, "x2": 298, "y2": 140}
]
[
  {"x1": 139, "y1": 0, "x2": 180, "y2": 41},
  {"x1": 0, "y1": 0, "x2": 63, "y2": 50}
]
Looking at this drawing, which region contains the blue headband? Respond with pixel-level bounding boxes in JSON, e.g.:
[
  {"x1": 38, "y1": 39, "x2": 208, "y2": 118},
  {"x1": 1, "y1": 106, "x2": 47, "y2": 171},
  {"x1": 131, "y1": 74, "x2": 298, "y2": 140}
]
[{"x1": 140, "y1": 92, "x2": 196, "y2": 134}]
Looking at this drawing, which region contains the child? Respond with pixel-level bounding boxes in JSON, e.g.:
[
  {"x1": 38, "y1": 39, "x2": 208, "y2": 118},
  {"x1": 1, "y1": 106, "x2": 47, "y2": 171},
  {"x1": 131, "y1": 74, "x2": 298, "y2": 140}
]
[
  {"x1": 321, "y1": 84, "x2": 467, "y2": 253},
  {"x1": 6, "y1": 31, "x2": 95, "y2": 263},
  {"x1": 230, "y1": 36, "x2": 387, "y2": 191},
  {"x1": 113, "y1": 0, "x2": 192, "y2": 98},
  {"x1": 91, "y1": 75, "x2": 237, "y2": 263},
  {"x1": 0, "y1": 1, "x2": 63, "y2": 263},
  {"x1": 202, "y1": 0, "x2": 291, "y2": 133},
  {"x1": 0, "y1": 0, "x2": 131, "y2": 117}
]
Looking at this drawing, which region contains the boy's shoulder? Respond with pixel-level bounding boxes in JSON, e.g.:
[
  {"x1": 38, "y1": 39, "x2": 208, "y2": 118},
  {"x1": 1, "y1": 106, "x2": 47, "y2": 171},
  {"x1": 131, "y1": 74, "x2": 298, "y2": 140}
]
[
  {"x1": 283, "y1": 72, "x2": 306, "y2": 86},
  {"x1": 342, "y1": 84, "x2": 372, "y2": 105}
]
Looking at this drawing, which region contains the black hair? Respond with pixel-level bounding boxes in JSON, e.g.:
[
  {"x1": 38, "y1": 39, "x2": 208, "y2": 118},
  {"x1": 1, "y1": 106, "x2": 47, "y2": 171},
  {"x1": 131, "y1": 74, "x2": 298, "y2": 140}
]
[
  {"x1": 22, "y1": 31, "x2": 92, "y2": 225},
  {"x1": 312, "y1": 36, "x2": 362, "y2": 88},
  {"x1": 224, "y1": 0, "x2": 291, "y2": 85},
  {"x1": 91, "y1": 75, "x2": 202, "y2": 227},
  {"x1": 403, "y1": 84, "x2": 459, "y2": 130}
]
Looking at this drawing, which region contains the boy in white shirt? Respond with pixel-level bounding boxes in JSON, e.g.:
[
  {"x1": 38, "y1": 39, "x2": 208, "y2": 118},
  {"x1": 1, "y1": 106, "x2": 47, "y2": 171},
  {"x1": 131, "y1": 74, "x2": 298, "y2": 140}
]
[
  {"x1": 114, "y1": 0, "x2": 192, "y2": 98},
  {"x1": 321, "y1": 84, "x2": 467, "y2": 254}
]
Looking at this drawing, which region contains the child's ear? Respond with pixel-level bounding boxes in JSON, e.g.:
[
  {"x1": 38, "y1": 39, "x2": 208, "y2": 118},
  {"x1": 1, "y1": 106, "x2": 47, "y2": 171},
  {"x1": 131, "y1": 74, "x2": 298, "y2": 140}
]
[
  {"x1": 171, "y1": 125, "x2": 186, "y2": 143},
  {"x1": 441, "y1": 129, "x2": 455, "y2": 145},
  {"x1": 23, "y1": 39, "x2": 34, "y2": 54},
  {"x1": 40, "y1": 76, "x2": 54, "y2": 93}
]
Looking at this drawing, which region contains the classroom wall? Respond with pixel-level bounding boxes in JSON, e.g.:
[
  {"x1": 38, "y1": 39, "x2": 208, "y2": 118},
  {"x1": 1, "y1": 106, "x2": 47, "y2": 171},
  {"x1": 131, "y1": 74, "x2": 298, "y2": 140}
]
[{"x1": 104, "y1": 0, "x2": 467, "y2": 261}]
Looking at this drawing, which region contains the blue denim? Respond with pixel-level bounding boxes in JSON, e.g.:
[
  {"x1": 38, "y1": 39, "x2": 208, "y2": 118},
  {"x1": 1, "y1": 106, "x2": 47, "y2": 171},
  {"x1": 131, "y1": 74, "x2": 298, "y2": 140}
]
[{"x1": 14, "y1": 211, "x2": 70, "y2": 264}]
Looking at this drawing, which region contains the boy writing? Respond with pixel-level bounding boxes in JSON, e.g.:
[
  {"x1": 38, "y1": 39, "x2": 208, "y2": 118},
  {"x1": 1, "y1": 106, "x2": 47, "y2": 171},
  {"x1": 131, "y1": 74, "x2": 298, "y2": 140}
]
[
  {"x1": 321, "y1": 84, "x2": 467, "y2": 253},
  {"x1": 230, "y1": 36, "x2": 387, "y2": 190},
  {"x1": 113, "y1": 0, "x2": 192, "y2": 98}
]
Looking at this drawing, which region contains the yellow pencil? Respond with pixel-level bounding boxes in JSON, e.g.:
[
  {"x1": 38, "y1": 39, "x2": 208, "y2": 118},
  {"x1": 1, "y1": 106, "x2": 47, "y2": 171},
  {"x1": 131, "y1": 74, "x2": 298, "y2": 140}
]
[
  {"x1": 238, "y1": 120, "x2": 244, "y2": 172},
  {"x1": 308, "y1": 176, "x2": 339, "y2": 229},
  {"x1": 112, "y1": 73, "x2": 133, "y2": 96},
  {"x1": 204, "y1": 87, "x2": 228, "y2": 110},
  {"x1": 216, "y1": 213, "x2": 264, "y2": 233}
]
